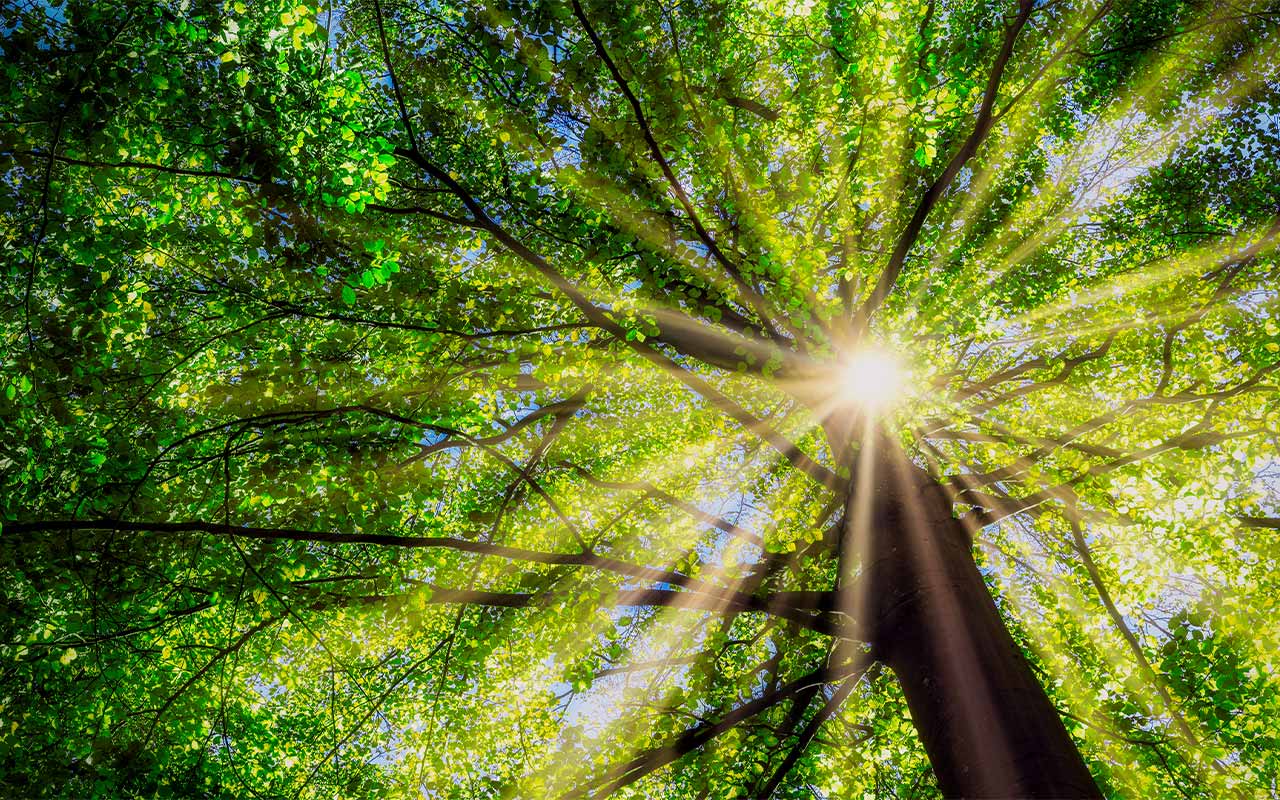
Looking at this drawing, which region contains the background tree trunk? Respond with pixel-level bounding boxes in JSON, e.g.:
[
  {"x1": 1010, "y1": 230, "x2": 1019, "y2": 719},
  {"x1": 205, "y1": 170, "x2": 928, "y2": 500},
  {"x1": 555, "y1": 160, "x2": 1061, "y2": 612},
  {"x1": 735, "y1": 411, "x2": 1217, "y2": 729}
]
[{"x1": 856, "y1": 439, "x2": 1102, "y2": 798}]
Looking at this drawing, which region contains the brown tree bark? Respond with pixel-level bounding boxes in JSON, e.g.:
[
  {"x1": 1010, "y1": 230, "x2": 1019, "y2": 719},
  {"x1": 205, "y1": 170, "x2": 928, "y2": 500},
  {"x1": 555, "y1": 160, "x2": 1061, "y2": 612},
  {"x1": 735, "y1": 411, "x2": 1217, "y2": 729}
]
[{"x1": 853, "y1": 436, "x2": 1102, "y2": 798}]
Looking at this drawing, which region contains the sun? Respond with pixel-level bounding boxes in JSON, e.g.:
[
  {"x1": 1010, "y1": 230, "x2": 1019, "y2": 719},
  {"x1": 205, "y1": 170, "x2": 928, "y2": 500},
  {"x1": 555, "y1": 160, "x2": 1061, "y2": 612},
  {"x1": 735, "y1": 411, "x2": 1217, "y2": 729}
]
[{"x1": 836, "y1": 346, "x2": 906, "y2": 412}]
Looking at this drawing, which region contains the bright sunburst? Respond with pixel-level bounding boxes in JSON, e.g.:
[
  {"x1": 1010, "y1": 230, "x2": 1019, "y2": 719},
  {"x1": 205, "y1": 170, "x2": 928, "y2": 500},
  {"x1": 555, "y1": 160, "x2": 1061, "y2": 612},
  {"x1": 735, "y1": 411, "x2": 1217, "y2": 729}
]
[{"x1": 836, "y1": 346, "x2": 906, "y2": 412}]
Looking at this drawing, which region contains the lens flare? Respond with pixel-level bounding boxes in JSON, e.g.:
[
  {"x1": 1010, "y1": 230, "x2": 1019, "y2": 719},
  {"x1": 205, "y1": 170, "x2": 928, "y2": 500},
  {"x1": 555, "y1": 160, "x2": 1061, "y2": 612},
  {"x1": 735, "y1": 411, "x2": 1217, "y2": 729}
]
[{"x1": 837, "y1": 347, "x2": 905, "y2": 411}]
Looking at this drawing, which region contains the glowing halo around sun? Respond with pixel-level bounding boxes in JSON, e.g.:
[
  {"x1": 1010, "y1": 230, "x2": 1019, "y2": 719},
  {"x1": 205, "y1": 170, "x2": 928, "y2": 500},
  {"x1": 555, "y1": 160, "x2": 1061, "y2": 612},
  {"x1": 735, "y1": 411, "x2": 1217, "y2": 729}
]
[{"x1": 836, "y1": 346, "x2": 906, "y2": 412}]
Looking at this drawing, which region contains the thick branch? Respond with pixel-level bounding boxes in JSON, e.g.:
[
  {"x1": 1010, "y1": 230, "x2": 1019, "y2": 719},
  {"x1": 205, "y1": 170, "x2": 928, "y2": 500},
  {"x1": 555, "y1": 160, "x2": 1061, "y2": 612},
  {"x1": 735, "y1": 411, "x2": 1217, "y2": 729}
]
[
  {"x1": 332, "y1": 587, "x2": 838, "y2": 634},
  {"x1": 852, "y1": 0, "x2": 1035, "y2": 333},
  {"x1": 560, "y1": 659, "x2": 866, "y2": 799},
  {"x1": 390, "y1": 147, "x2": 842, "y2": 491},
  {"x1": 569, "y1": 0, "x2": 785, "y2": 340},
  {"x1": 5, "y1": 520, "x2": 838, "y2": 634}
]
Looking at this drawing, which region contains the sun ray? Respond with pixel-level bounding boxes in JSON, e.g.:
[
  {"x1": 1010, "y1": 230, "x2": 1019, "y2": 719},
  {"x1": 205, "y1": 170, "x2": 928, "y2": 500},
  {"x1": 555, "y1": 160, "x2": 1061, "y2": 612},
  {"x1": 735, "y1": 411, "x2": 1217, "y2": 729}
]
[{"x1": 919, "y1": 6, "x2": 1279, "y2": 325}]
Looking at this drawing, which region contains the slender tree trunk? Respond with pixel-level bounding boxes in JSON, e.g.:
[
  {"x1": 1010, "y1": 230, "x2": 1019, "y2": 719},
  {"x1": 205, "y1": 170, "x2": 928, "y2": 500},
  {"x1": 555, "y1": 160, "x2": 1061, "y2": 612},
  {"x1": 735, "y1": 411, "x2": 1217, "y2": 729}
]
[{"x1": 852, "y1": 437, "x2": 1102, "y2": 798}]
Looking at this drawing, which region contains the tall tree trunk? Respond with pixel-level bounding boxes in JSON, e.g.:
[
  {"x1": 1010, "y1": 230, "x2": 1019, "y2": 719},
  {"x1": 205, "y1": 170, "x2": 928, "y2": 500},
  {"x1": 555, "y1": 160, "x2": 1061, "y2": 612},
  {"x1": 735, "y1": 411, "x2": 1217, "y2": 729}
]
[{"x1": 851, "y1": 437, "x2": 1102, "y2": 798}]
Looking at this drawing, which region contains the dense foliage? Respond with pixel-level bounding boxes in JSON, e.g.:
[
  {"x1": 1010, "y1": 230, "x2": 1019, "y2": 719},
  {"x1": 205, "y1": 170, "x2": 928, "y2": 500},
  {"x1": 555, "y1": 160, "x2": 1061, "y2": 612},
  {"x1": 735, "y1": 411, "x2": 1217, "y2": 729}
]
[{"x1": 2, "y1": 0, "x2": 1279, "y2": 796}]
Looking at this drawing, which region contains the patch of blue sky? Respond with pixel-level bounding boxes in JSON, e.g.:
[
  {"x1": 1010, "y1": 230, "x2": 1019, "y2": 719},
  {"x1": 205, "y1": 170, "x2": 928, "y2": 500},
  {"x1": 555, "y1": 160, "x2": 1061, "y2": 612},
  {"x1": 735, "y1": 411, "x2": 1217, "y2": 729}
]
[
  {"x1": 418, "y1": 429, "x2": 449, "y2": 448},
  {"x1": 559, "y1": 619, "x2": 707, "y2": 734}
]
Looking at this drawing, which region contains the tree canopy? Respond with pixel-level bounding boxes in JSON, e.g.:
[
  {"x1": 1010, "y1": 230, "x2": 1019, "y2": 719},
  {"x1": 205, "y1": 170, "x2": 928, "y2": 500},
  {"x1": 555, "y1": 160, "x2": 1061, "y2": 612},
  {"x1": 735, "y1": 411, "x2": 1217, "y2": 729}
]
[{"x1": 2, "y1": 0, "x2": 1280, "y2": 797}]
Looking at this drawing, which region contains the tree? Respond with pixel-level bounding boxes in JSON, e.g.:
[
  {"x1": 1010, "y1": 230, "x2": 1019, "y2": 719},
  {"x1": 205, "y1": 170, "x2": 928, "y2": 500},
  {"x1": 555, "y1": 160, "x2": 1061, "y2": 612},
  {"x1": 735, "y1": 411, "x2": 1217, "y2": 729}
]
[{"x1": 2, "y1": 0, "x2": 1279, "y2": 796}]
